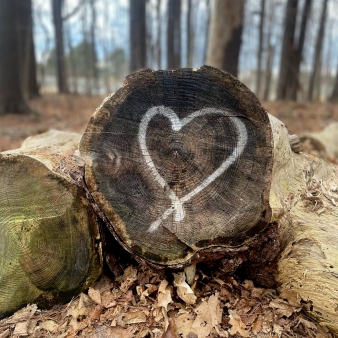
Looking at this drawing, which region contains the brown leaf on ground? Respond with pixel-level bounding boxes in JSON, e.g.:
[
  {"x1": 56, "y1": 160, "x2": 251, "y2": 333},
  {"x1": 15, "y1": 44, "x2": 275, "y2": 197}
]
[
  {"x1": 228, "y1": 309, "x2": 250, "y2": 337},
  {"x1": 191, "y1": 294, "x2": 222, "y2": 338},
  {"x1": 157, "y1": 280, "x2": 173, "y2": 311},
  {"x1": 162, "y1": 318, "x2": 178, "y2": 338},
  {"x1": 173, "y1": 272, "x2": 197, "y2": 305},
  {"x1": 117, "y1": 266, "x2": 138, "y2": 293}
]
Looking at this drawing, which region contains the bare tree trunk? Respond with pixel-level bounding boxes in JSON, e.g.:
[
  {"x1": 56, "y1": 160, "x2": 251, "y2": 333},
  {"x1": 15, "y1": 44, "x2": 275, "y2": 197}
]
[
  {"x1": 130, "y1": 0, "x2": 146, "y2": 72},
  {"x1": 263, "y1": 44, "x2": 275, "y2": 101},
  {"x1": 167, "y1": 0, "x2": 181, "y2": 69},
  {"x1": 256, "y1": 0, "x2": 265, "y2": 98},
  {"x1": 65, "y1": 22, "x2": 78, "y2": 94},
  {"x1": 156, "y1": 0, "x2": 162, "y2": 69},
  {"x1": 308, "y1": 0, "x2": 328, "y2": 102},
  {"x1": 0, "y1": 0, "x2": 29, "y2": 114},
  {"x1": 288, "y1": 0, "x2": 312, "y2": 101},
  {"x1": 82, "y1": 2, "x2": 92, "y2": 96},
  {"x1": 329, "y1": 62, "x2": 338, "y2": 103},
  {"x1": 17, "y1": 0, "x2": 39, "y2": 99},
  {"x1": 203, "y1": 0, "x2": 211, "y2": 64},
  {"x1": 89, "y1": 0, "x2": 99, "y2": 94},
  {"x1": 52, "y1": 0, "x2": 69, "y2": 94},
  {"x1": 28, "y1": 30, "x2": 40, "y2": 98},
  {"x1": 35, "y1": 5, "x2": 52, "y2": 90},
  {"x1": 187, "y1": 0, "x2": 194, "y2": 68},
  {"x1": 276, "y1": 0, "x2": 298, "y2": 100},
  {"x1": 206, "y1": 0, "x2": 245, "y2": 77}
]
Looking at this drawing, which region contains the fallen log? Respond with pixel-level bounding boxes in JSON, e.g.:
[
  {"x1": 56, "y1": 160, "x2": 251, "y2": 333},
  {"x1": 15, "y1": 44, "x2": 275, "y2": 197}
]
[
  {"x1": 300, "y1": 122, "x2": 338, "y2": 162},
  {"x1": 80, "y1": 66, "x2": 274, "y2": 268},
  {"x1": 80, "y1": 66, "x2": 338, "y2": 333},
  {"x1": 0, "y1": 130, "x2": 102, "y2": 318},
  {"x1": 270, "y1": 115, "x2": 338, "y2": 333}
]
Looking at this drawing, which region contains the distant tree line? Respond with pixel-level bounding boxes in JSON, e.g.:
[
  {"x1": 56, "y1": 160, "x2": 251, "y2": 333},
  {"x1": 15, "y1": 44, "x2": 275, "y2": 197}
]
[{"x1": 0, "y1": 0, "x2": 338, "y2": 115}]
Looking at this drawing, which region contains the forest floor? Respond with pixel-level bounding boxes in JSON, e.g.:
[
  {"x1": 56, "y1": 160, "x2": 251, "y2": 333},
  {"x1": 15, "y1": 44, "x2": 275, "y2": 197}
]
[
  {"x1": 1, "y1": 94, "x2": 338, "y2": 337},
  {"x1": 1, "y1": 94, "x2": 338, "y2": 152}
]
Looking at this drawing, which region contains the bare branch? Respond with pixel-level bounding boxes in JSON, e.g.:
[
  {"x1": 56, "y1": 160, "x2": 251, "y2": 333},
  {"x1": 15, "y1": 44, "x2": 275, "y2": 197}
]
[{"x1": 62, "y1": 0, "x2": 84, "y2": 21}]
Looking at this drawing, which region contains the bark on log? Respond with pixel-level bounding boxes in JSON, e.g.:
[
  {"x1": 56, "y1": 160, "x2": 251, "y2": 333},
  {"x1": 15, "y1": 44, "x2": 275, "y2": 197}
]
[
  {"x1": 269, "y1": 116, "x2": 338, "y2": 333},
  {"x1": 80, "y1": 66, "x2": 274, "y2": 267},
  {"x1": 0, "y1": 130, "x2": 102, "y2": 318}
]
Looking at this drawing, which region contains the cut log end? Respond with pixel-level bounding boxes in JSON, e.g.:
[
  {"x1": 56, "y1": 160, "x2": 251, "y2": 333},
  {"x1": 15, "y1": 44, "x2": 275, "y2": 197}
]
[
  {"x1": 80, "y1": 66, "x2": 274, "y2": 267},
  {"x1": 0, "y1": 133, "x2": 102, "y2": 318}
]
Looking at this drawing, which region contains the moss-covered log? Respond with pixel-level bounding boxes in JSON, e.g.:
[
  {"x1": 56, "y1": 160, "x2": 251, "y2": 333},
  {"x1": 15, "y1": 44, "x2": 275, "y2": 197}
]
[{"x1": 0, "y1": 130, "x2": 102, "y2": 318}]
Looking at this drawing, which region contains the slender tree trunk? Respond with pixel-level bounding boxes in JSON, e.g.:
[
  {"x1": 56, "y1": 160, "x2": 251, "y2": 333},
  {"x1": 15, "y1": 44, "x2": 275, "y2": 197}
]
[
  {"x1": 206, "y1": 0, "x2": 245, "y2": 77},
  {"x1": 0, "y1": 0, "x2": 29, "y2": 114},
  {"x1": 156, "y1": 0, "x2": 162, "y2": 69},
  {"x1": 276, "y1": 0, "x2": 298, "y2": 100},
  {"x1": 130, "y1": 0, "x2": 146, "y2": 72},
  {"x1": 82, "y1": 3, "x2": 92, "y2": 95},
  {"x1": 308, "y1": 0, "x2": 328, "y2": 102},
  {"x1": 288, "y1": 0, "x2": 312, "y2": 101},
  {"x1": 89, "y1": 0, "x2": 99, "y2": 94},
  {"x1": 203, "y1": 0, "x2": 211, "y2": 64},
  {"x1": 167, "y1": 0, "x2": 181, "y2": 70},
  {"x1": 187, "y1": 0, "x2": 194, "y2": 68},
  {"x1": 65, "y1": 22, "x2": 78, "y2": 94},
  {"x1": 256, "y1": 0, "x2": 265, "y2": 98},
  {"x1": 52, "y1": 0, "x2": 69, "y2": 94},
  {"x1": 17, "y1": 0, "x2": 39, "y2": 99},
  {"x1": 28, "y1": 30, "x2": 40, "y2": 98},
  {"x1": 329, "y1": 62, "x2": 338, "y2": 103},
  {"x1": 263, "y1": 44, "x2": 275, "y2": 101}
]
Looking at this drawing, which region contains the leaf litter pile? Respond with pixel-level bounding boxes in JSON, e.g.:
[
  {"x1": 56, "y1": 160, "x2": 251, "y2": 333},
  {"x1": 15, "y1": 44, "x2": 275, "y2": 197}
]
[{"x1": 0, "y1": 260, "x2": 334, "y2": 338}]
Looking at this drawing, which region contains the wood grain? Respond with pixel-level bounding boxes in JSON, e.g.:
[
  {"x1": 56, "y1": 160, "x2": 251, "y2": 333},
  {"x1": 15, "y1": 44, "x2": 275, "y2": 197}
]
[
  {"x1": 0, "y1": 131, "x2": 102, "y2": 318},
  {"x1": 80, "y1": 66, "x2": 273, "y2": 266}
]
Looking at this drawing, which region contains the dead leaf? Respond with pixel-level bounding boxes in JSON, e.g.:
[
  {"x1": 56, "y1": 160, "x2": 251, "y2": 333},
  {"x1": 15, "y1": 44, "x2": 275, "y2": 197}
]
[
  {"x1": 92, "y1": 325, "x2": 135, "y2": 338},
  {"x1": 191, "y1": 295, "x2": 222, "y2": 338},
  {"x1": 157, "y1": 280, "x2": 173, "y2": 311},
  {"x1": 173, "y1": 272, "x2": 197, "y2": 305},
  {"x1": 251, "y1": 315, "x2": 263, "y2": 335},
  {"x1": 39, "y1": 319, "x2": 58, "y2": 333},
  {"x1": 88, "y1": 287, "x2": 102, "y2": 305},
  {"x1": 184, "y1": 264, "x2": 196, "y2": 286},
  {"x1": 10, "y1": 304, "x2": 37, "y2": 323},
  {"x1": 242, "y1": 280, "x2": 254, "y2": 290},
  {"x1": 67, "y1": 293, "x2": 94, "y2": 320},
  {"x1": 118, "y1": 266, "x2": 138, "y2": 293},
  {"x1": 101, "y1": 290, "x2": 117, "y2": 309},
  {"x1": 13, "y1": 321, "x2": 29, "y2": 336},
  {"x1": 0, "y1": 329, "x2": 10, "y2": 338},
  {"x1": 228, "y1": 309, "x2": 250, "y2": 337},
  {"x1": 297, "y1": 317, "x2": 317, "y2": 330},
  {"x1": 279, "y1": 289, "x2": 301, "y2": 307},
  {"x1": 269, "y1": 299, "x2": 300, "y2": 317},
  {"x1": 123, "y1": 310, "x2": 147, "y2": 324},
  {"x1": 161, "y1": 318, "x2": 178, "y2": 338},
  {"x1": 91, "y1": 275, "x2": 114, "y2": 293},
  {"x1": 90, "y1": 305, "x2": 103, "y2": 320},
  {"x1": 174, "y1": 311, "x2": 195, "y2": 337}
]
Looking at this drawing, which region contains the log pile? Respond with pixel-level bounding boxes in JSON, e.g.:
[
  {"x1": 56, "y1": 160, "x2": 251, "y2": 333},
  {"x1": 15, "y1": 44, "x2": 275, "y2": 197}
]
[{"x1": 1, "y1": 66, "x2": 338, "y2": 335}]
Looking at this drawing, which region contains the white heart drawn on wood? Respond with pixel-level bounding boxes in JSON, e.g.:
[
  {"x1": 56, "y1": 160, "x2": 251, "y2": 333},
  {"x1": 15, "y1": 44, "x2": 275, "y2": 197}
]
[{"x1": 138, "y1": 106, "x2": 248, "y2": 232}]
